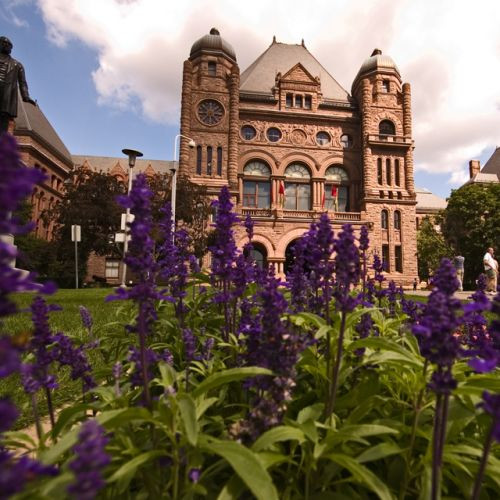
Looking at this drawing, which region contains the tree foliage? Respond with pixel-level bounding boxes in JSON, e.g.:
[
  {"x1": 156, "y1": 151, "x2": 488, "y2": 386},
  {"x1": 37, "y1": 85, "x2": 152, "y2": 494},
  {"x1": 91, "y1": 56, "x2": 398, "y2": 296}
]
[
  {"x1": 440, "y1": 183, "x2": 500, "y2": 287},
  {"x1": 417, "y1": 217, "x2": 452, "y2": 281}
]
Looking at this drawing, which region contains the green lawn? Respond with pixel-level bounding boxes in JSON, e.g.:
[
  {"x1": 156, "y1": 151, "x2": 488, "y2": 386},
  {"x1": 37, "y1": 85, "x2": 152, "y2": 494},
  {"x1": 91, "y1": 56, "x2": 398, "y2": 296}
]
[{"x1": 1, "y1": 289, "x2": 124, "y2": 429}]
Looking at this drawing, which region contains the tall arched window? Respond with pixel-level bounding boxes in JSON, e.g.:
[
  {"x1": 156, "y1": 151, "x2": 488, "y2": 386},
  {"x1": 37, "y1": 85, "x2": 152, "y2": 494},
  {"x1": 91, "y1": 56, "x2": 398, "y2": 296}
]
[
  {"x1": 325, "y1": 165, "x2": 349, "y2": 212},
  {"x1": 196, "y1": 146, "x2": 202, "y2": 175},
  {"x1": 206, "y1": 146, "x2": 213, "y2": 175},
  {"x1": 284, "y1": 163, "x2": 311, "y2": 210},
  {"x1": 379, "y1": 120, "x2": 395, "y2": 136},
  {"x1": 394, "y1": 210, "x2": 401, "y2": 230},
  {"x1": 381, "y1": 209, "x2": 389, "y2": 229},
  {"x1": 386, "y1": 159, "x2": 391, "y2": 185},
  {"x1": 243, "y1": 160, "x2": 271, "y2": 209},
  {"x1": 395, "y1": 159, "x2": 401, "y2": 186},
  {"x1": 217, "y1": 147, "x2": 223, "y2": 176},
  {"x1": 377, "y1": 158, "x2": 383, "y2": 185}
]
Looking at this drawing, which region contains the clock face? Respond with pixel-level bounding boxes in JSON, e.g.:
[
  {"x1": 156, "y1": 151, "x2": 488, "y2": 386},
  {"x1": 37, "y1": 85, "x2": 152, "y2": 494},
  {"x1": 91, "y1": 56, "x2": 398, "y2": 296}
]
[
  {"x1": 285, "y1": 163, "x2": 310, "y2": 179},
  {"x1": 326, "y1": 166, "x2": 348, "y2": 182},
  {"x1": 197, "y1": 99, "x2": 224, "y2": 125}
]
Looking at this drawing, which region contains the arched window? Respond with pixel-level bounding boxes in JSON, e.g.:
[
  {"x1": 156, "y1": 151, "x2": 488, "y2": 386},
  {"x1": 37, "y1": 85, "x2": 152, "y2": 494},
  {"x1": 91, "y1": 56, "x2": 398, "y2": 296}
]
[
  {"x1": 284, "y1": 163, "x2": 311, "y2": 210},
  {"x1": 325, "y1": 165, "x2": 349, "y2": 212},
  {"x1": 247, "y1": 243, "x2": 267, "y2": 269},
  {"x1": 379, "y1": 120, "x2": 395, "y2": 136},
  {"x1": 196, "y1": 146, "x2": 202, "y2": 175},
  {"x1": 206, "y1": 146, "x2": 213, "y2": 175},
  {"x1": 386, "y1": 159, "x2": 391, "y2": 185},
  {"x1": 395, "y1": 159, "x2": 401, "y2": 186},
  {"x1": 377, "y1": 158, "x2": 383, "y2": 185},
  {"x1": 394, "y1": 210, "x2": 401, "y2": 230},
  {"x1": 243, "y1": 160, "x2": 271, "y2": 209},
  {"x1": 217, "y1": 147, "x2": 223, "y2": 176},
  {"x1": 381, "y1": 209, "x2": 389, "y2": 229}
]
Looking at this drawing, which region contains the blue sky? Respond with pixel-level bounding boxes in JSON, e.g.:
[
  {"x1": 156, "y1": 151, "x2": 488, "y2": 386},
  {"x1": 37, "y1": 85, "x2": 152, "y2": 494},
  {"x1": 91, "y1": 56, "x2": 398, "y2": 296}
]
[{"x1": 1, "y1": 0, "x2": 499, "y2": 200}]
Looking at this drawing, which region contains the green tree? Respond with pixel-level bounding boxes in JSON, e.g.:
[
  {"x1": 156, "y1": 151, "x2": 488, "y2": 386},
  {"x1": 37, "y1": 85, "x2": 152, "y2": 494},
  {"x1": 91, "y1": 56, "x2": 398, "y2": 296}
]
[
  {"x1": 46, "y1": 166, "x2": 126, "y2": 286},
  {"x1": 441, "y1": 183, "x2": 500, "y2": 287},
  {"x1": 417, "y1": 217, "x2": 452, "y2": 281}
]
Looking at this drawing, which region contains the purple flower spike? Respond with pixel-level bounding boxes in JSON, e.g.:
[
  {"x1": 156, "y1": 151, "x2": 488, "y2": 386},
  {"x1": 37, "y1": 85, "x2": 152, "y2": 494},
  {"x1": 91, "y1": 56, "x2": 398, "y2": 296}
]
[
  {"x1": 78, "y1": 306, "x2": 93, "y2": 333},
  {"x1": 0, "y1": 336, "x2": 21, "y2": 378},
  {"x1": 188, "y1": 468, "x2": 201, "y2": 483},
  {"x1": 480, "y1": 391, "x2": 500, "y2": 442},
  {"x1": 0, "y1": 397, "x2": 19, "y2": 433},
  {"x1": 68, "y1": 420, "x2": 110, "y2": 500}
]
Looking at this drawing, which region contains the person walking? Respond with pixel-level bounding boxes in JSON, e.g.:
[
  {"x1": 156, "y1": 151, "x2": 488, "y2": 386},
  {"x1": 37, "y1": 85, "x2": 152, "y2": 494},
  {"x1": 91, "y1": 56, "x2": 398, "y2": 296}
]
[
  {"x1": 483, "y1": 247, "x2": 497, "y2": 294},
  {"x1": 453, "y1": 255, "x2": 465, "y2": 291}
]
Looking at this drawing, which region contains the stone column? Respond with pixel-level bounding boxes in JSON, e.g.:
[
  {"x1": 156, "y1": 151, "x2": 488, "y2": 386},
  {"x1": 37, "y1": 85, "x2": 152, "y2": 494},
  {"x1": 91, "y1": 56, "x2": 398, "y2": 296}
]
[
  {"x1": 360, "y1": 79, "x2": 374, "y2": 198},
  {"x1": 402, "y1": 82, "x2": 415, "y2": 194},
  {"x1": 227, "y1": 66, "x2": 240, "y2": 190},
  {"x1": 179, "y1": 60, "x2": 193, "y2": 175}
]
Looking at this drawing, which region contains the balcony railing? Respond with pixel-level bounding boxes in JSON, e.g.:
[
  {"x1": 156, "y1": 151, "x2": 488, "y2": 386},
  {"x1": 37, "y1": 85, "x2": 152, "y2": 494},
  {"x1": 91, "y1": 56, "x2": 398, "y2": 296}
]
[
  {"x1": 367, "y1": 134, "x2": 413, "y2": 146},
  {"x1": 240, "y1": 208, "x2": 362, "y2": 222},
  {"x1": 240, "y1": 208, "x2": 273, "y2": 217}
]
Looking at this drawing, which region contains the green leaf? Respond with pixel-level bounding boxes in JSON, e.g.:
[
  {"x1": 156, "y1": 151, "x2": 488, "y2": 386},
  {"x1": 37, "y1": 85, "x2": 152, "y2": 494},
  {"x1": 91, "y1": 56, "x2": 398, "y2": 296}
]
[
  {"x1": 42, "y1": 408, "x2": 151, "y2": 464},
  {"x1": 196, "y1": 397, "x2": 219, "y2": 419},
  {"x1": 297, "y1": 403, "x2": 324, "y2": 424},
  {"x1": 252, "y1": 426, "x2": 306, "y2": 452},
  {"x1": 191, "y1": 367, "x2": 272, "y2": 398},
  {"x1": 178, "y1": 394, "x2": 198, "y2": 446},
  {"x1": 332, "y1": 424, "x2": 399, "y2": 442},
  {"x1": 108, "y1": 450, "x2": 167, "y2": 483},
  {"x1": 326, "y1": 453, "x2": 393, "y2": 500},
  {"x1": 52, "y1": 403, "x2": 90, "y2": 439},
  {"x1": 201, "y1": 438, "x2": 278, "y2": 500},
  {"x1": 217, "y1": 475, "x2": 246, "y2": 500},
  {"x1": 356, "y1": 442, "x2": 402, "y2": 463}
]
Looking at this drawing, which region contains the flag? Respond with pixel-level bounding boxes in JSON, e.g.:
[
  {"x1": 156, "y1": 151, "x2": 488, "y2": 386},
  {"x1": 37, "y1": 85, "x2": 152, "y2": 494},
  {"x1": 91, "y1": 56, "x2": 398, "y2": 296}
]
[
  {"x1": 331, "y1": 185, "x2": 338, "y2": 211},
  {"x1": 279, "y1": 181, "x2": 285, "y2": 207}
]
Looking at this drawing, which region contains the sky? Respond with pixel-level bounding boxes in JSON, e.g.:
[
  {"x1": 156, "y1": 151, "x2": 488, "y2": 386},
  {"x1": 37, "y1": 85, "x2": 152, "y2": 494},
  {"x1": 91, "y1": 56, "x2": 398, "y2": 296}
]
[{"x1": 1, "y1": 0, "x2": 499, "y2": 199}]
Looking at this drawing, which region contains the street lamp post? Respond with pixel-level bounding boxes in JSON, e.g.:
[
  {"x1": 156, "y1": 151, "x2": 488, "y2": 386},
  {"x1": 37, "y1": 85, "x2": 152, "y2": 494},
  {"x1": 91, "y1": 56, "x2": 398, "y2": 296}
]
[
  {"x1": 120, "y1": 148, "x2": 143, "y2": 287},
  {"x1": 171, "y1": 134, "x2": 196, "y2": 233}
]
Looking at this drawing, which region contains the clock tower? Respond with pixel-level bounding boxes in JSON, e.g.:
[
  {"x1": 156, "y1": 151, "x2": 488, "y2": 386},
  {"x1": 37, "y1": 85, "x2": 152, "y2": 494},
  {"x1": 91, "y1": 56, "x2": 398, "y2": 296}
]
[{"x1": 179, "y1": 28, "x2": 240, "y2": 194}]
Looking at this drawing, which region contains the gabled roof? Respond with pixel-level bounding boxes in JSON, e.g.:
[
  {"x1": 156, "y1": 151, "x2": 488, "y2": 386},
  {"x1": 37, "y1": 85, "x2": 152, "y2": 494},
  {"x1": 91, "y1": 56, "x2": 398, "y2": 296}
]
[
  {"x1": 415, "y1": 187, "x2": 447, "y2": 212},
  {"x1": 72, "y1": 155, "x2": 174, "y2": 175},
  {"x1": 481, "y1": 147, "x2": 500, "y2": 177},
  {"x1": 15, "y1": 95, "x2": 73, "y2": 167},
  {"x1": 240, "y1": 40, "x2": 349, "y2": 101}
]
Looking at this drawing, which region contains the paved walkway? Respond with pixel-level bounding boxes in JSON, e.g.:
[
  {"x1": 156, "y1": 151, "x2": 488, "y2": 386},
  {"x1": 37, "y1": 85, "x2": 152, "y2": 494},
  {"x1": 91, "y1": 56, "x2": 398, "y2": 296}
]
[{"x1": 409, "y1": 289, "x2": 480, "y2": 301}]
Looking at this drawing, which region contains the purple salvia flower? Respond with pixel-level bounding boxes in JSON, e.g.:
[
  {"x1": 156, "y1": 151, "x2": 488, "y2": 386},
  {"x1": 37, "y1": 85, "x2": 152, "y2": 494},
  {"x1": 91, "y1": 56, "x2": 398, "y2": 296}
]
[
  {"x1": 359, "y1": 225, "x2": 370, "y2": 298},
  {"x1": 0, "y1": 449, "x2": 57, "y2": 498},
  {"x1": 0, "y1": 134, "x2": 56, "y2": 319},
  {"x1": 68, "y1": 420, "x2": 110, "y2": 500},
  {"x1": 182, "y1": 328, "x2": 197, "y2": 363},
  {"x1": 0, "y1": 397, "x2": 19, "y2": 433},
  {"x1": 287, "y1": 237, "x2": 310, "y2": 313},
  {"x1": 480, "y1": 391, "x2": 500, "y2": 442},
  {"x1": 202, "y1": 337, "x2": 215, "y2": 361},
  {"x1": 188, "y1": 468, "x2": 201, "y2": 483},
  {"x1": 0, "y1": 336, "x2": 21, "y2": 378},
  {"x1": 244, "y1": 214, "x2": 254, "y2": 242},
  {"x1": 354, "y1": 312, "x2": 375, "y2": 357},
  {"x1": 78, "y1": 306, "x2": 93, "y2": 333},
  {"x1": 333, "y1": 224, "x2": 361, "y2": 313}
]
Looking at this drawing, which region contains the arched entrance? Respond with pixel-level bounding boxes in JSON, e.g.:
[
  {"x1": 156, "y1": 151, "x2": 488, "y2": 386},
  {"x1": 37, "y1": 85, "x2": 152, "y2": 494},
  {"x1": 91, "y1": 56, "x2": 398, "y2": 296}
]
[
  {"x1": 284, "y1": 238, "x2": 310, "y2": 275},
  {"x1": 244, "y1": 242, "x2": 268, "y2": 269}
]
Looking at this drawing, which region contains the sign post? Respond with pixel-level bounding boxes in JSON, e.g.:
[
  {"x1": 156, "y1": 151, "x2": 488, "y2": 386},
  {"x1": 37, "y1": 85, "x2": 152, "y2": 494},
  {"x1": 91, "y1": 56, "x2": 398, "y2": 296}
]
[{"x1": 71, "y1": 225, "x2": 81, "y2": 289}]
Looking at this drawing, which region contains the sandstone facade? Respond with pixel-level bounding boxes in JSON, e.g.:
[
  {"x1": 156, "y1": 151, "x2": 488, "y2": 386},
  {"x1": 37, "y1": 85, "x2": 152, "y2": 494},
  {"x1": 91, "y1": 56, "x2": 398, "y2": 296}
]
[{"x1": 179, "y1": 30, "x2": 418, "y2": 285}]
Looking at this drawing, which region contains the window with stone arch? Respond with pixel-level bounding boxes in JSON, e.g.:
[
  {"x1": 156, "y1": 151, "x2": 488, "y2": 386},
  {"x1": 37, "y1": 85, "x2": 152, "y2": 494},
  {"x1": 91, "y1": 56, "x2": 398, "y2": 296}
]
[
  {"x1": 379, "y1": 119, "x2": 396, "y2": 136},
  {"x1": 325, "y1": 165, "x2": 349, "y2": 212},
  {"x1": 394, "y1": 210, "x2": 401, "y2": 230},
  {"x1": 381, "y1": 209, "x2": 389, "y2": 229},
  {"x1": 284, "y1": 162, "x2": 311, "y2": 210},
  {"x1": 242, "y1": 160, "x2": 271, "y2": 209}
]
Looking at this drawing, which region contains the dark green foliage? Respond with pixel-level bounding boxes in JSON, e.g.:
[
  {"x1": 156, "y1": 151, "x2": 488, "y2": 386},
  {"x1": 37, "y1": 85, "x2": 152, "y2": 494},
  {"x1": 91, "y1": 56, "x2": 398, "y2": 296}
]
[
  {"x1": 441, "y1": 183, "x2": 500, "y2": 287},
  {"x1": 417, "y1": 217, "x2": 452, "y2": 281}
]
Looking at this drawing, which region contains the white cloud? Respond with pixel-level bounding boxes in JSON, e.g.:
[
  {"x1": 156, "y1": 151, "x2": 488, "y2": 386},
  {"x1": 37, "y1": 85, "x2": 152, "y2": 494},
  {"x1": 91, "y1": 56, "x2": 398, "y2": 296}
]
[{"x1": 35, "y1": 0, "x2": 500, "y2": 179}]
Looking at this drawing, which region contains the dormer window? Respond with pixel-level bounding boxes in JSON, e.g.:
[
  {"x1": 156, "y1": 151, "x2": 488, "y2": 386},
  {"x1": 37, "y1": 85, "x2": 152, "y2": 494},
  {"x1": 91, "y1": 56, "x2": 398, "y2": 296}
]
[
  {"x1": 295, "y1": 95, "x2": 303, "y2": 108},
  {"x1": 382, "y1": 80, "x2": 390, "y2": 92},
  {"x1": 286, "y1": 94, "x2": 293, "y2": 107},
  {"x1": 304, "y1": 95, "x2": 312, "y2": 109},
  {"x1": 208, "y1": 61, "x2": 216, "y2": 76}
]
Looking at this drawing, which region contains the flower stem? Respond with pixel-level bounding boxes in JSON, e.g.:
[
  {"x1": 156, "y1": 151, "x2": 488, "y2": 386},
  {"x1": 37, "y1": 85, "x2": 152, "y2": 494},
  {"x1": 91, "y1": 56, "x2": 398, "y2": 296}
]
[
  {"x1": 431, "y1": 394, "x2": 443, "y2": 500},
  {"x1": 45, "y1": 387, "x2": 55, "y2": 430},
  {"x1": 138, "y1": 303, "x2": 152, "y2": 409},
  {"x1": 326, "y1": 310, "x2": 346, "y2": 418},
  {"x1": 31, "y1": 393, "x2": 43, "y2": 442},
  {"x1": 471, "y1": 422, "x2": 494, "y2": 500}
]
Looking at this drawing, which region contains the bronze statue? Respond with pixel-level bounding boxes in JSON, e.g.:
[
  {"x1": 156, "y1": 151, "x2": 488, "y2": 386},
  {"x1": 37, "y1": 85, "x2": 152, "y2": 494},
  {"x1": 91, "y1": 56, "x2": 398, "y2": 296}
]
[{"x1": 0, "y1": 36, "x2": 36, "y2": 133}]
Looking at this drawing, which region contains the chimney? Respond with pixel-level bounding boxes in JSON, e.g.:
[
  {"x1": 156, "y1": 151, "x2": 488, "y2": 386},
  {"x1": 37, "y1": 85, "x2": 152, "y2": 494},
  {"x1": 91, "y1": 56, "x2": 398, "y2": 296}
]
[{"x1": 469, "y1": 159, "x2": 480, "y2": 179}]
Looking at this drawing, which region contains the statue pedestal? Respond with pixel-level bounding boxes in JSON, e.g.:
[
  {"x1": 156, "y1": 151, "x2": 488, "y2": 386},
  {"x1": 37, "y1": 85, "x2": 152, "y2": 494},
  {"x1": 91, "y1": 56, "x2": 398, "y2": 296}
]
[{"x1": 1, "y1": 233, "x2": 30, "y2": 279}]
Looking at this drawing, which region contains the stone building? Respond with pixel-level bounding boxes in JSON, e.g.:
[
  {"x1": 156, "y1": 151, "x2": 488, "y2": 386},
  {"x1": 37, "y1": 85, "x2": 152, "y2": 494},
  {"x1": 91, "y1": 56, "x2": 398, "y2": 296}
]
[
  {"x1": 179, "y1": 29, "x2": 418, "y2": 284},
  {"x1": 463, "y1": 148, "x2": 500, "y2": 186},
  {"x1": 12, "y1": 99, "x2": 73, "y2": 240}
]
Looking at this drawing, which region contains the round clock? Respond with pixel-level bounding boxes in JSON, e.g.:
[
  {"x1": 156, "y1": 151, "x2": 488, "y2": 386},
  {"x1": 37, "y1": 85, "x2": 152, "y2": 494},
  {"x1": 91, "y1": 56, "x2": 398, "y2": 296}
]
[{"x1": 197, "y1": 99, "x2": 224, "y2": 125}]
